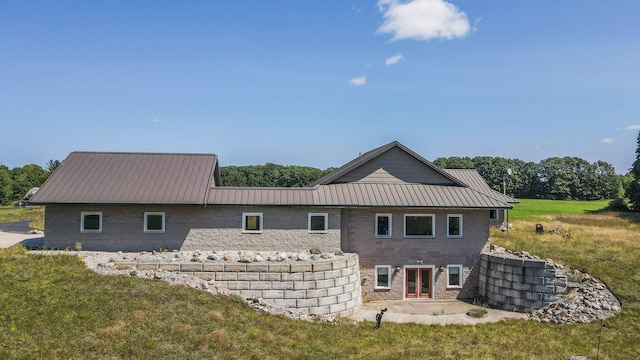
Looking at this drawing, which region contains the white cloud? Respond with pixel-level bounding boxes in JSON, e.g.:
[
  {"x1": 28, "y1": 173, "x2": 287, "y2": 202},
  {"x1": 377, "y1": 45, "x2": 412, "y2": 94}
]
[
  {"x1": 377, "y1": 0, "x2": 471, "y2": 42},
  {"x1": 151, "y1": 118, "x2": 167, "y2": 124},
  {"x1": 385, "y1": 54, "x2": 404, "y2": 66},
  {"x1": 348, "y1": 76, "x2": 366, "y2": 86},
  {"x1": 625, "y1": 124, "x2": 640, "y2": 130},
  {"x1": 601, "y1": 138, "x2": 614, "y2": 144}
]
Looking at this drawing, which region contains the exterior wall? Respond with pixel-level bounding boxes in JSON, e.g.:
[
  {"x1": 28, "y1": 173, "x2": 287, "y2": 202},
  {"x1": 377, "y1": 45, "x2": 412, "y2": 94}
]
[
  {"x1": 113, "y1": 254, "x2": 362, "y2": 317},
  {"x1": 342, "y1": 208, "x2": 491, "y2": 301},
  {"x1": 43, "y1": 205, "x2": 341, "y2": 253}
]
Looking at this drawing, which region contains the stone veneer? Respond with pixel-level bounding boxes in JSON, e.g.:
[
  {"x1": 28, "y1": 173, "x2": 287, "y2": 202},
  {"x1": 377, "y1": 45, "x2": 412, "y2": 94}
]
[
  {"x1": 478, "y1": 252, "x2": 568, "y2": 312},
  {"x1": 114, "y1": 253, "x2": 362, "y2": 317}
]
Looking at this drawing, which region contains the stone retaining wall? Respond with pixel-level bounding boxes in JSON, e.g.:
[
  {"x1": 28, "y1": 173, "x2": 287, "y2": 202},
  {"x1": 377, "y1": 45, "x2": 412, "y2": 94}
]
[
  {"x1": 478, "y1": 252, "x2": 568, "y2": 312},
  {"x1": 114, "y1": 254, "x2": 362, "y2": 317}
]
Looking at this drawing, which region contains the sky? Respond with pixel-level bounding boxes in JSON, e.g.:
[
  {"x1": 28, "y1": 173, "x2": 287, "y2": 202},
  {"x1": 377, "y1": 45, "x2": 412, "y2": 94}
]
[{"x1": 2, "y1": 1, "x2": 639, "y2": 174}]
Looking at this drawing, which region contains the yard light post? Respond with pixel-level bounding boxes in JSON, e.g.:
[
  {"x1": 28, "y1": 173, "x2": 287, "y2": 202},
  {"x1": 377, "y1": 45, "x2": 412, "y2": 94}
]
[{"x1": 504, "y1": 169, "x2": 512, "y2": 233}]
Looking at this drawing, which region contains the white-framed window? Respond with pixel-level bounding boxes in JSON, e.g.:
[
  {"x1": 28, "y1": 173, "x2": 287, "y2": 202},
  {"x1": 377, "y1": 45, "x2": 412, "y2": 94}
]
[
  {"x1": 374, "y1": 265, "x2": 392, "y2": 289},
  {"x1": 144, "y1": 212, "x2": 165, "y2": 233},
  {"x1": 489, "y1": 209, "x2": 498, "y2": 220},
  {"x1": 447, "y1": 214, "x2": 463, "y2": 238},
  {"x1": 81, "y1": 211, "x2": 102, "y2": 233},
  {"x1": 404, "y1": 214, "x2": 435, "y2": 238},
  {"x1": 242, "y1": 212, "x2": 263, "y2": 233},
  {"x1": 308, "y1": 213, "x2": 328, "y2": 233},
  {"x1": 447, "y1": 264, "x2": 463, "y2": 288},
  {"x1": 375, "y1": 213, "x2": 392, "y2": 238}
]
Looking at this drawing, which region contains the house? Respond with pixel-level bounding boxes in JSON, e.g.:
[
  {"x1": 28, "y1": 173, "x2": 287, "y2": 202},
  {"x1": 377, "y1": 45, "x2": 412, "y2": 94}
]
[{"x1": 30, "y1": 141, "x2": 516, "y2": 301}]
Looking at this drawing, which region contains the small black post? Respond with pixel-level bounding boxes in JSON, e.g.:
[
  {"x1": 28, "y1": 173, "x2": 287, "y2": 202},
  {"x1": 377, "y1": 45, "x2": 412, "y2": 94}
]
[{"x1": 375, "y1": 308, "x2": 387, "y2": 329}]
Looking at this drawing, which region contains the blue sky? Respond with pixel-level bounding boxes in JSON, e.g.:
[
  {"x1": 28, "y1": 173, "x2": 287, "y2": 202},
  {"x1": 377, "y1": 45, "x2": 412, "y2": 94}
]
[{"x1": 2, "y1": 1, "x2": 639, "y2": 173}]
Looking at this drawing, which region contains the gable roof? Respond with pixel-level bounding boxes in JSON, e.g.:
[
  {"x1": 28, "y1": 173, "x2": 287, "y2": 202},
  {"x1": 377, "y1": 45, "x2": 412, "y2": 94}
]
[
  {"x1": 309, "y1": 141, "x2": 467, "y2": 187},
  {"x1": 30, "y1": 152, "x2": 220, "y2": 205},
  {"x1": 444, "y1": 169, "x2": 519, "y2": 204}
]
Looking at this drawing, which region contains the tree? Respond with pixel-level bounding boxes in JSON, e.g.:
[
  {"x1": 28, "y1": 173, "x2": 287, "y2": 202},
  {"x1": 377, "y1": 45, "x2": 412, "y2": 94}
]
[
  {"x1": 45, "y1": 159, "x2": 61, "y2": 174},
  {"x1": 626, "y1": 131, "x2": 640, "y2": 210}
]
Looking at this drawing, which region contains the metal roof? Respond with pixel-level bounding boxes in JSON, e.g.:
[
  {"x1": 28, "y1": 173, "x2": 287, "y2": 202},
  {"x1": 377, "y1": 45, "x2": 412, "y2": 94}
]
[
  {"x1": 30, "y1": 152, "x2": 219, "y2": 205},
  {"x1": 207, "y1": 183, "x2": 512, "y2": 209}
]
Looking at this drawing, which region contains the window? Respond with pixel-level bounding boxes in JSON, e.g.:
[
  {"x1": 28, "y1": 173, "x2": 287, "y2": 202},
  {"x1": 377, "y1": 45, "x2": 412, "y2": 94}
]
[
  {"x1": 242, "y1": 212, "x2": 263, "y2": 233},
  {"x1": 375, "y1": 214, "x2": 392, "y2": 238},
  {"x1": 404, "y1": 214, "x2": 435, "y2": 237},
  {"x1": 375, "y1": 265, "x2": 392, "y2": 289},
  {"x1": 447, "y1": 265, "x2": 463, "y2": 288},
  {"x1": 489, "y1": 209, "x2": 498, "y2": 220},
  {"x1": 144, "y1": 212, "x2": 165, "y2": 233},
  {"x1": 447, "y1": 214, "x2": 463, "y2": 238},
  {"x1": 308, "y1": 213, "x2": 328, "y2": 233},
  {"x1": 81, "y1": 212, "x2": 102, "y2": 232}
]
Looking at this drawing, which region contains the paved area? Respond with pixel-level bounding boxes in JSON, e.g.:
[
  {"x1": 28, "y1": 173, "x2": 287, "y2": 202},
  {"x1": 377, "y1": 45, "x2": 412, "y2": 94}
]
[
  {"x1": 350, "y1": 299, "x2": 528, "y2": 325},
  {"x1": 0, "y1": 231, "x2": 44, "y2": 248}
]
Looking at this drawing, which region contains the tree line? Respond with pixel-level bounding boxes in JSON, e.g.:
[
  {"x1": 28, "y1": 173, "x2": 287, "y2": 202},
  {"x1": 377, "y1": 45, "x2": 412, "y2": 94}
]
[
  {"x1": 0, "y1": 160, "x2": 60, "y2": 205},
  {"x1": 433, "y1": 156, "x2": 621, "y2": 201}
]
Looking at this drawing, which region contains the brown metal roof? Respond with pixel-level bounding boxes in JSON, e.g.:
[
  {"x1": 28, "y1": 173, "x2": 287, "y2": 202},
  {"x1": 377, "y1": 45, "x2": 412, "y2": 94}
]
[
  {"x1": 206, "y1": 184, "x2": 511, "y2": 209},
  {"x1": 444, "y1": 169, "x2": 519, "y2": 204},
  {"x1": 30, "y1": 152, "x2": 219, "y2": 205}
]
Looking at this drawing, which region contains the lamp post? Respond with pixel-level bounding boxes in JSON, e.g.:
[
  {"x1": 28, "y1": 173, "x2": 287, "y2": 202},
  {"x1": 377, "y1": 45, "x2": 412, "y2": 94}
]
[{"x1": 504, "y1": 168, "x2": 512, "y2": 232}]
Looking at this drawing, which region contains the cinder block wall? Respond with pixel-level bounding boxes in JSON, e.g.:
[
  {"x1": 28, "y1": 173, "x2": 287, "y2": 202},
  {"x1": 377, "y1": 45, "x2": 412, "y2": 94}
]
[
  {"x1": 115, "y1": 254, "x2": 362, "y2": 317},
  {"x1": 43, "y1": 205, "x2": 341, "y2": 253},
  {"x1": 478, "y1": 253, "x2": 567, "y2": 312}
]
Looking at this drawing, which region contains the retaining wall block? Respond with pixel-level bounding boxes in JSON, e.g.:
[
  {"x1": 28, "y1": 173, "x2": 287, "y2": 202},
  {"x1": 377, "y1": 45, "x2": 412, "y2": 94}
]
[
  {"x1": 315, "y1": 279, "x2": 335, "y2": 289},
  {"x1": 216, "y1": 272, "x2": 237, "y2": 281},
  {"x1": 260, "y1": 273, "x2": 282, "y2": 281},
  {"x1": 238, "y1": 290, "x2": 263, "y2": 298},
  {"x1": 297, "y1": 298, "x2": 318, "y2": 308},
  {"x1": 249, "y1": 282, "x2": 272, "y2": 290},
  {"x1": 202, "y1": 263, "x2": 224, "y2": 272},
  {"x1": 312, "y1": 262, "x2": 332, "y2": 272},
  {"x1": 341, "y1": 267, "x2": 354, "y2": 277},
  {"x1": 290, "y1": 263, "x2": 312, "y2": 273},
  {"x1": 268, "y1": 264, "x2": 291, "y2": 273},
  {"x1": 318, "y1": 296, "x2": 338, "y2": 306},
  {"x1": 334, "y1": 276, "x2": 349, "y2": 287},
  {"x1": 281, "y1": 272, "x2": 303, "y2": 281},
  {"x1": 327, "y1": 286, "x2": 344, "y2": 296},
  {"x1": 181, "y1": 263, "x2": 203, "y2": 272},
  {"x1": 293, "y1": 281, "x2": 316, "y2": 290},
  {"x1": 271, "y1": 281, "x2": 294, "y2": 290},
  {"x1": 159, "y1": 263, "x2": 180, "y2": 271},
  {"x1": 324, "y1": 269, "x2": 342, "y2": 279},
  {"x1": 306, "y1": 289, "x2": 327, "y2": 298},
  {"x1": 227, "y1": 281, "x2": 249, "y2": 290},
  {"x1": 224, "y1": 264, "x2": 247, "y2": 272},
  {"x1": 237, "y1": 272, "x2": 260, "y2": 281},
  {"x1": 274, "y1": 299, "x2": 297, "y2": 308},
  {"x1": 262, "y1": 290, "x2": 285, "y2": 299},
  {"x1": 137, "y1": 263, "x2": 158, "y2": 271},
  {"x1": 346, "y1": 256, "x2": 358, "y2": 267},
  {"x1": 303, "y1": 271, "x2": 325, "y2": 281},
  {"x1": 246, "y1": 263, "x2": 269, "y2": 272},
  {"x1": 309, "y1": 306, "x2": 331, "y2": 315},
  {"x1": 284, "y1": 290, "x2": 306, "y2": 299},
  {"x1": 332, "y1": 259, "x2": 347, "y2": 270},
  {"x1": 330, "y1": 302, "x2": 347, "y2": 313}
]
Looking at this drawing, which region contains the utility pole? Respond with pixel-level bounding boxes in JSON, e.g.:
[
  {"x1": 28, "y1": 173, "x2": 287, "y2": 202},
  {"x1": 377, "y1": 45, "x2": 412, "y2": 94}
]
[{"x1": 504, "y1": 168, "x2": 512, "y2": 233}]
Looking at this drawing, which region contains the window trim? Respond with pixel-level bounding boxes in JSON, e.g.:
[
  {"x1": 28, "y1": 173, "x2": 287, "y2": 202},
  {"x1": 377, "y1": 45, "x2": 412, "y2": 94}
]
[
  {"x1": 403, "y1": 214, "x2": 435, "y2": 238},
  {"x1": 375, "y1": 213, "x2": 392, "y2": 238},
  {"x1": 80, "y1": 211, "x2": 102, "y2": 233},
  {"x1": 447, "y1": 214, "x2": 463, "y2": 238},
  {"x1": 242, "y1": 212, "x2": 263, "y2": 233},
  {"x1": 446, "y1": 264, "x2": 463, "y2": 288},
  {"x1": 144, "y1": 212, "x2": 166, "y2": 233},
  {"x1": 308, "y1": 213, "x2": 328, "y2": 233},
  {"x1": 374, "y1": 265, "x2": 392, "y2": 290}
]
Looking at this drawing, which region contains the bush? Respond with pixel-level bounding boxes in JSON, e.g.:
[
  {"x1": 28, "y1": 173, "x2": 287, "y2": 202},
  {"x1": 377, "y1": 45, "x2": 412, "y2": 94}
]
[{"x1": 606, "y1": 198, "x2": 629, "y2": 212}]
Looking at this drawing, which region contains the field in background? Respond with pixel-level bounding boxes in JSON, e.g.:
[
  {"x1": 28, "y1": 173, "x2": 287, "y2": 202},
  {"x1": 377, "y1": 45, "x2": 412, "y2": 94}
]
[
  {"x1": 0, "y1": 206, "x2": 44, "y2": 226},
  {"x1": 507, "y1": 199, "x2": 610, "y2": 221}
]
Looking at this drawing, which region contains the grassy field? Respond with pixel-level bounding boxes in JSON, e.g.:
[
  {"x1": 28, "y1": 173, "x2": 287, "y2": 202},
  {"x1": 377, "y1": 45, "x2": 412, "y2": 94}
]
[
  {"x1": 507, "y1": 198, "x2": 611, "y2": 221},
  {"x1": 1, "y1": 201, "x2": 639, "y2": 359},
  {"x1": 0, "y1": 206, "x2": 45, "y2": 230}
]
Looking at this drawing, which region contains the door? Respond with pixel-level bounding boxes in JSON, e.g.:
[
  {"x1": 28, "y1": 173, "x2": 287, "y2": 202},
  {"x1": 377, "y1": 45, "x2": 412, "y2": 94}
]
[{"x1": 405, "y1": 268, "x2": 432, "y2": 298}]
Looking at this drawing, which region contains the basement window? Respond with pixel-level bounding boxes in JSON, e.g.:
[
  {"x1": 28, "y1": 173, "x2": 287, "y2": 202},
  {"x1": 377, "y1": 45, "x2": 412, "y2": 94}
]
[
  {"x1": 242, "y1": 212, "x2": 263, "y2": 233},
  {"x1": 375, "y1": 265, "x2": 392, "y2": 290},
  {"x1": 144, "y1": 212, "x2": 165, "y2": 233},
  {"x1": 81, "y1": 212, "x2": 102, "y2": 232},
  {"x1": 308, "y1": 213, "x2": 328, "y2": 233},
  {"x1": 447, "y1": 265, "x2": 463, "y2": 288}
]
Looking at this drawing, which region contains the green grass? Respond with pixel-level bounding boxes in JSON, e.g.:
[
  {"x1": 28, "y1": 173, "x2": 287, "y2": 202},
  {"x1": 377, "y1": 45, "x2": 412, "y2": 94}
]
[
  {"x1": 508, "y1": 199, "x2": 611, "y2": 220},
  {"x1": 0, "y1": 206, "x2": 45, "y2": 225},
  {"x1": 2, "y1": 200, "x2": 639, "y2": 359}
]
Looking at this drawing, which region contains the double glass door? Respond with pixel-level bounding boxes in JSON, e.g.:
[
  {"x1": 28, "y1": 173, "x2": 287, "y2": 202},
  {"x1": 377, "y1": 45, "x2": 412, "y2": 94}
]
[{"x1": 405, "y1": 268, "x2": 432, "y2": 298}]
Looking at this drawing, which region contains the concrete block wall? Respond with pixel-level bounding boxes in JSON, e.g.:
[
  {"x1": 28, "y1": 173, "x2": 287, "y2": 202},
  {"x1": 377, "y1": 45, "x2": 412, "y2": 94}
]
[
  {"x1": 115, "y1": 254, "x2": 362, "y2": 317},
  {"x1": 478, "y1": 253, "x2": 567, "y2": 312}
]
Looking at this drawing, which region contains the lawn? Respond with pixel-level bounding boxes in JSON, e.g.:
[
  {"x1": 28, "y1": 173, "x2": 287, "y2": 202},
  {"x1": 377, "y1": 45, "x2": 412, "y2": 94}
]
[
  {"x1": 507, "y1": 198, "x2": 611, "y2": 221},
  {"x1": 0, "y1": 206, "x2": 45, "y2": 230},
  {"x1": 1, "y1": 200, "x2": 639, "y2": 359}
]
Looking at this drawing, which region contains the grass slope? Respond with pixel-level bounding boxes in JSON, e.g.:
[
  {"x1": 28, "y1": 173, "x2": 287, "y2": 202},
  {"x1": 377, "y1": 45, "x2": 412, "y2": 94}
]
[
  {"x1": 1, "y1": 200, "x2": 639, "y2": 359},
  {"x1": 508, "y1": 199, "x2": 611, "y2": 221}
]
